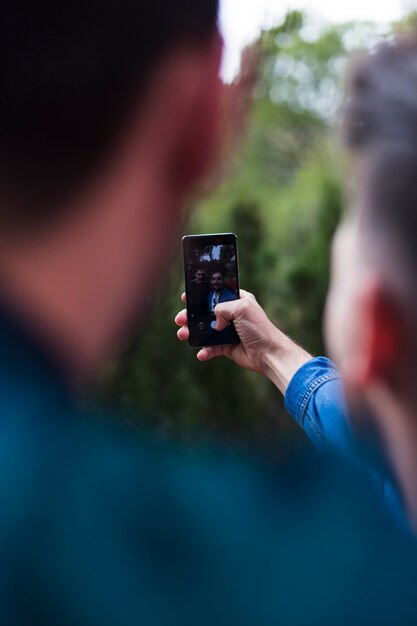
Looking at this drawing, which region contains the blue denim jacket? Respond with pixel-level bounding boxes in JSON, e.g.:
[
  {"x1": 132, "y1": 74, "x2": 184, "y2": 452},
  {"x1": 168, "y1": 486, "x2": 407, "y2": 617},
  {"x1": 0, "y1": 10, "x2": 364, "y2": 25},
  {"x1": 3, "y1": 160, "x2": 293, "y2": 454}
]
[{"x1": 284, "y1": 356, "x2": 409, "y2": 532}]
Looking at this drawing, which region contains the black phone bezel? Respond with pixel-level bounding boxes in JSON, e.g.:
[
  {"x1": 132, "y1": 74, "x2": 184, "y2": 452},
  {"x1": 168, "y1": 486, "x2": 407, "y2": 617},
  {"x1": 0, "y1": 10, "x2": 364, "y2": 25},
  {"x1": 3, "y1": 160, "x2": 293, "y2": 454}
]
[{"x1": 182, "y1": 233, "x2": 240, "y2": 348}]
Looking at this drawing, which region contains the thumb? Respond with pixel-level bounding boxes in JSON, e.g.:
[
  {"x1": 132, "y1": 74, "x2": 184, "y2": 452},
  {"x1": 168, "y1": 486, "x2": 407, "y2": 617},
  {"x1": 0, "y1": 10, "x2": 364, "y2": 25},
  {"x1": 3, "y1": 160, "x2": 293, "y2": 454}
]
[{"x1": 214, "y1": 300, "x2": 242, "y2": 331}]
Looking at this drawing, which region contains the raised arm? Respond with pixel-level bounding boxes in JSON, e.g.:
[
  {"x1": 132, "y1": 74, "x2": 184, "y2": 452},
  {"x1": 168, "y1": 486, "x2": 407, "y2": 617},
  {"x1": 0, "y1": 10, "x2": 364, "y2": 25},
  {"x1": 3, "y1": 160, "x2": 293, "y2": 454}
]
[
  {"x1": 175, "y1": 290, "x2": 408, "y2": 530},
  {"x1": 175, "y1": 289, "x2": 311, "y2": 394}
]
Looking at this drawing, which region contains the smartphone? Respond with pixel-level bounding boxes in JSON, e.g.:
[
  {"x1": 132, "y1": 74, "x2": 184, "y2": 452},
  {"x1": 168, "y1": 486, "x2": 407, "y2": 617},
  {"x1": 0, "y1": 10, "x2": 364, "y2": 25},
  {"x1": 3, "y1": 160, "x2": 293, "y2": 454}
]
[{"x1": 182, "y1": 233, "x2": 240, "y2": 347}]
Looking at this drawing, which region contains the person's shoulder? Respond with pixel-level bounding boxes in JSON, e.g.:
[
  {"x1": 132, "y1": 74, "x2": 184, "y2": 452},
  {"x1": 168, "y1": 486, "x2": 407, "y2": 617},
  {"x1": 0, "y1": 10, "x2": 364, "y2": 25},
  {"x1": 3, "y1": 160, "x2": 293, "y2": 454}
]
[{"x1": 225, "y1": 286, "x2": 237, "y2": 299}]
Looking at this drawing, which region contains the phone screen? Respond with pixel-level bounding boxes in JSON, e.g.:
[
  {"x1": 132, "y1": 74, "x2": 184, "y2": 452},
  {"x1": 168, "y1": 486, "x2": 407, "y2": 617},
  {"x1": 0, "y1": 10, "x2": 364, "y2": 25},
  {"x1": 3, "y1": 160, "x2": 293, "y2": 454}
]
[{"x1": 182, "y1": 233, "x2": 240, "y2": 347}]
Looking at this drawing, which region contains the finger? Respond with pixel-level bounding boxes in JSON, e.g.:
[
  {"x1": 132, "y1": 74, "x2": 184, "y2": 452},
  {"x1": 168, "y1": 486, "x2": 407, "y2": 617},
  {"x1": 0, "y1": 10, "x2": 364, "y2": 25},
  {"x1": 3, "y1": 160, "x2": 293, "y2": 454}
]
[
  {"x1": 181, "y1": 292, "x2": 186, "y2": 303},
  {"x1": 197, "y1": 345, "x2": 232, "y2": 361},
  {"x1": 239, "y1": 288, "x2": 256, "y2": 301},
  {"x1": 214, "y1": 298, "x2": 247, "y2": 331},
  {"x1": 175, "y1": 309, "x2": 188, "y2": 326},
  {"x1": 177, "y1": 325, "x2": 189, "y2": 341}
]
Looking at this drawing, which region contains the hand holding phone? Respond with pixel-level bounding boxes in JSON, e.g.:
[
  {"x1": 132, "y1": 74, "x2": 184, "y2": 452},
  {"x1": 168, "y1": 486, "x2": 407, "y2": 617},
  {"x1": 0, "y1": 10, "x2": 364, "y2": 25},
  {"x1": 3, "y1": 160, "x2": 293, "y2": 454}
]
[
  {"x1": 182, "y1": 233, "x2": 240, "y2": 347},
  {"x1": 175, "y1": 289, "x2": 312, "y2": 394}
]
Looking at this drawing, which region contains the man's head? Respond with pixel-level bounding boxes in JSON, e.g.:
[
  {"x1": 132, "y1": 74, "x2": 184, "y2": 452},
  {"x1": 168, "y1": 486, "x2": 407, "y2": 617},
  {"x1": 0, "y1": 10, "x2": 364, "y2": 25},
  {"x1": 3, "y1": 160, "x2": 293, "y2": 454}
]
[
  {"x1": 0, "y1": 1, "x2": 222, "y2": 379},
  {"x1": 210, "y1": 271, "x2": 224, "y2": 293},
  {"x1": 194, "y1": 269, "x2": 206, "y2": 285},
  {"x1": 0, "y1": 0, "x2": 220, "y2": 230},
  {"x1": 325, "y1": 35, "x2": 417, "y2": 413}
]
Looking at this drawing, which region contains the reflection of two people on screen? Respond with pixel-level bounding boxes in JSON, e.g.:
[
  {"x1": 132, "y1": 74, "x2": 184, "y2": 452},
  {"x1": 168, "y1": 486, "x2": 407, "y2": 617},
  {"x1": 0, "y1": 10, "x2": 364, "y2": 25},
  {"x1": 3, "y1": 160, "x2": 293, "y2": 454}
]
[{"x1": 189, "y1": 269, "x2": 237, "y2": 330}]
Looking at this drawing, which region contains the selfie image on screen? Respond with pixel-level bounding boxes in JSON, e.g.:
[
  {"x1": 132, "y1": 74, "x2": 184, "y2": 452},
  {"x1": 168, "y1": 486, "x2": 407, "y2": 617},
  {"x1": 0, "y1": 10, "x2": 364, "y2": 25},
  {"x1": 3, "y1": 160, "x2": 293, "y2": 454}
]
[{"x1": 185, "y1": 241, "x2": 240, "y2": 345}]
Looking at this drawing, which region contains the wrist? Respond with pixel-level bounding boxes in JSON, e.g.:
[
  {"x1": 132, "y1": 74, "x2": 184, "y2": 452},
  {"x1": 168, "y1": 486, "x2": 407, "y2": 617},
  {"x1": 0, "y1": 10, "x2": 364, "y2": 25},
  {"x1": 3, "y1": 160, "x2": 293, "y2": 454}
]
[{"x1": 262, "y1": 330, "x2": 312, "y2": 395}]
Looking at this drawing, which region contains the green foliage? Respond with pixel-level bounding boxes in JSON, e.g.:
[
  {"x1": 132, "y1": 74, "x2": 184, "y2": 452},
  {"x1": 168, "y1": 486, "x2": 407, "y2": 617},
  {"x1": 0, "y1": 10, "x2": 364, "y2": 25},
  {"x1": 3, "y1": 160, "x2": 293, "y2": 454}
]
[{"x1": 96, "y1": 11, "x2": 401, "y2": 455}]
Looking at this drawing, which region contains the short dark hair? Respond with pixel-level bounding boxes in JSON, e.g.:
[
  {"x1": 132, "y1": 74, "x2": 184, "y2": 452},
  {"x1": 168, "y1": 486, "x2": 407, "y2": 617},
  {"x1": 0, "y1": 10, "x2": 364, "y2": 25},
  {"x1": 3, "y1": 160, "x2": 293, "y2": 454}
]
[
  {"x1": 0, "y1": 0, "x2": 219, "y2": 228},
  {"x1": 343, "y1": 34, "x2": 417, "y2": 277}
]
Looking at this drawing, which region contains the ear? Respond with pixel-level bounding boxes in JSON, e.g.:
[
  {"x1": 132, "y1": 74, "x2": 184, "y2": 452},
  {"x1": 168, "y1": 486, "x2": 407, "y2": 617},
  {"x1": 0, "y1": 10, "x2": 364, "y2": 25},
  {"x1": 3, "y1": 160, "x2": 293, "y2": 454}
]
[
  {"x1": 347, "y1": 278, "x2": 404, "y2": 389},
  {"x1": 165, "y1": 31, "x2": 224, "y2": 191}
]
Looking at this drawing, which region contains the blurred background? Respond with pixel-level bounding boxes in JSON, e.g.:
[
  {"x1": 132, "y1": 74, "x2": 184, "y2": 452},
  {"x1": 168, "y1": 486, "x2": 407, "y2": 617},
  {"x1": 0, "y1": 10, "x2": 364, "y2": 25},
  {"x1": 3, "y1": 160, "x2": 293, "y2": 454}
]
[{"x1": 95, "y1": 2, "x2": 417, "y2": 459}]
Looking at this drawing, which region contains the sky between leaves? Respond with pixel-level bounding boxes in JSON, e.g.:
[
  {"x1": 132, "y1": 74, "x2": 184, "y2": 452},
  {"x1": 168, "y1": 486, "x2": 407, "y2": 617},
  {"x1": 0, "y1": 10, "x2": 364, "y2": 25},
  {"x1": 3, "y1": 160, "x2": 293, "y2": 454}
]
[{"x1": 219, "y1": 0, "x2": 415, "y2": 80}]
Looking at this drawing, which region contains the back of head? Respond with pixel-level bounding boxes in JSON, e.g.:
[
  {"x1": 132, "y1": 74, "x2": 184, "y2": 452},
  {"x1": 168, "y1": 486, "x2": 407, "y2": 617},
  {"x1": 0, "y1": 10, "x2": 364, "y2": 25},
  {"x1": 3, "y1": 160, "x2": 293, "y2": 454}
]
[
  {"x1": 0, "y1": 0, "x2": 219, "y2": 229},
  {"x1": 343, "y1": 34, "x2": 417, "y2": 302}
]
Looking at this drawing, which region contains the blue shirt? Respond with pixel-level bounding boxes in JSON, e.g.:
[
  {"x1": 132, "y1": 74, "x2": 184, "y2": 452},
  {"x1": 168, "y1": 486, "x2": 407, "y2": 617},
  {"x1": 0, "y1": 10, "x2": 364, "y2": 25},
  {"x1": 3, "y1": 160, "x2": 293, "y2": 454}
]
[
  {"x1": 284, "y1": 357, "x2": 408, "y2": 531},
  {"x1": 208, "y1": 287, "x2": 237, "y2": 312}
]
